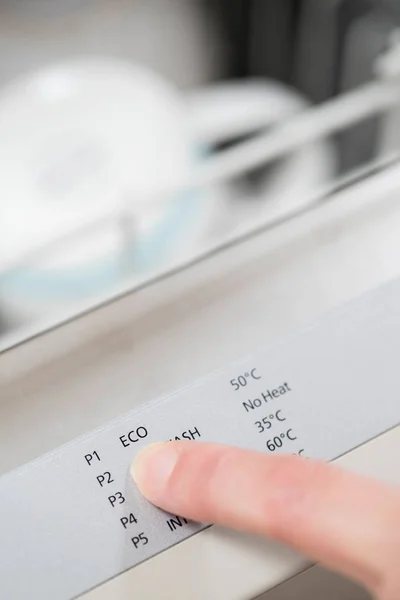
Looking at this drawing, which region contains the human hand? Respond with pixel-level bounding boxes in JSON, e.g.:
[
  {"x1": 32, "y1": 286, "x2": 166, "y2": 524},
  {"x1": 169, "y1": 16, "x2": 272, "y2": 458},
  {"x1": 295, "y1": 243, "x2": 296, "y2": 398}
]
[{"x1": 132, "y1": 442, "x2": 400, "y2": 599}]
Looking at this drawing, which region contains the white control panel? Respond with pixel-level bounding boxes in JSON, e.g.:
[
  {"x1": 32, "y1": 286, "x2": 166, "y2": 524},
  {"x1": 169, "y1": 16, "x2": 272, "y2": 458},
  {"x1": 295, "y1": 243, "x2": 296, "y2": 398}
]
[{"x1": 1, "y1": 277, "x2": 400, "y2": 600}]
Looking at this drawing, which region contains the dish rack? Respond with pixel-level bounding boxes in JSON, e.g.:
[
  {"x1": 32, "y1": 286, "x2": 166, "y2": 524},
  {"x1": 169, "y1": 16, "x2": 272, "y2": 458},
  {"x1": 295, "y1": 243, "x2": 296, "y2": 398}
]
[{"x1": 2, "y1": 39, "x2": 400, "y2": 348}]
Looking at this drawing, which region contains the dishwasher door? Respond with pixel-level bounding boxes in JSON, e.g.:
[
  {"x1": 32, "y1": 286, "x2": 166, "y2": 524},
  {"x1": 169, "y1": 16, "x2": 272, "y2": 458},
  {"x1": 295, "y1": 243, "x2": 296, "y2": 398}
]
[{"x1": 1, "y1": 160, "x2": 400, "y2": 600}]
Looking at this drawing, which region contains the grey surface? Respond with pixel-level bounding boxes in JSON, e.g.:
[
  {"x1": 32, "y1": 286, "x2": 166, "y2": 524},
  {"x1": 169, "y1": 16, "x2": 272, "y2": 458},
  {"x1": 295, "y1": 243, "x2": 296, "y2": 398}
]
[
  {"x1": 257, "y1": 565, "x2": 370, "y2": 599},
  {"x1": 1, "y1": 277, "x2": 400, "y2": 600}
]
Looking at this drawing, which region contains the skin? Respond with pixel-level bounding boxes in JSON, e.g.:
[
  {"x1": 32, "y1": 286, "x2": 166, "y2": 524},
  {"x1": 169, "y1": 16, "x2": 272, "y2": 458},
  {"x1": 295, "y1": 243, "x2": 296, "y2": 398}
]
[{"x1": 131, "y1": 442, "x2": 400, "y2": 599}]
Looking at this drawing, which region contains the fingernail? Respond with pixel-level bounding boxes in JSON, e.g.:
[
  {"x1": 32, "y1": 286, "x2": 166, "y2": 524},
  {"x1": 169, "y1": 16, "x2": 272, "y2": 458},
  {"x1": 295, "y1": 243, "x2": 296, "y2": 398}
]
[{"x1": 131, "y1": 442, "x2": 180, "y2": 503}]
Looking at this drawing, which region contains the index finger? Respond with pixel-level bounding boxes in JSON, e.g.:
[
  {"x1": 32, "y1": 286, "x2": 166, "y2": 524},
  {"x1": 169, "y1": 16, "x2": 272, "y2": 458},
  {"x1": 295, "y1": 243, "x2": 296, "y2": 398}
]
[{"x1": 132, "y1": 442, "x2": 400, "y2": 597}]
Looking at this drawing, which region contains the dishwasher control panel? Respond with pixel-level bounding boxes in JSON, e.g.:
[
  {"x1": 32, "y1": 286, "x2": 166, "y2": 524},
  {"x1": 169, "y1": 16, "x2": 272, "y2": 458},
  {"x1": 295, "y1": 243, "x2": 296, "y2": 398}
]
[{"x1": 1, "y1": 279, "x2": 400, "y2": 600}]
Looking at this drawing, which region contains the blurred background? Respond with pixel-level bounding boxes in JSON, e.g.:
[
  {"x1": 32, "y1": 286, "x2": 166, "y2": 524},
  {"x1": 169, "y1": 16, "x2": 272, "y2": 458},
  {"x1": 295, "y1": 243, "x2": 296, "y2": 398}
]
[{"x1": 1, "y1": 0, "x2": 400, "y2": 342}]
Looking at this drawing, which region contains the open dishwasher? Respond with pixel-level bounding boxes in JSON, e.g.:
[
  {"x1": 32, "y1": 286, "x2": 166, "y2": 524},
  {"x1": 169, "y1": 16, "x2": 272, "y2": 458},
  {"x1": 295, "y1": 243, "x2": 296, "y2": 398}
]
[{"x1": 1, "y1": 2, "x2": 400, "y2": 599}]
